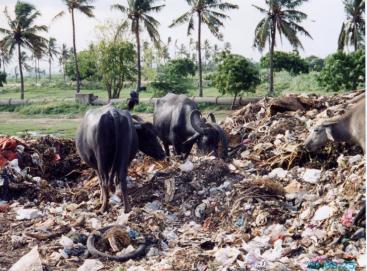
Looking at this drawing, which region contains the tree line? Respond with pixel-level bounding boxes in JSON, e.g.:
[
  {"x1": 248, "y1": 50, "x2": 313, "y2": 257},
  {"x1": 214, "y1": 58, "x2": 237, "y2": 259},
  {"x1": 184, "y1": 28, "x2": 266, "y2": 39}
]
[{"x1": 0, "y1": 0, "x2": 365, "y2": 99}]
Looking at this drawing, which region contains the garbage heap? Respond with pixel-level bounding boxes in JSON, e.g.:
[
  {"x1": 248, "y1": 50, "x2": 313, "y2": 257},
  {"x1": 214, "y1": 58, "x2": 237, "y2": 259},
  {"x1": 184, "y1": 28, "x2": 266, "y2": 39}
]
[{"x1": 0, "y1": 91, "x2": 365, "y2": 271}]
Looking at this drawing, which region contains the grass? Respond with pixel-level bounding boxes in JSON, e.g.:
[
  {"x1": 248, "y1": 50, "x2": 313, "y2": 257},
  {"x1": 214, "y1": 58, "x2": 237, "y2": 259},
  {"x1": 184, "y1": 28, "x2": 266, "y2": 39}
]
[
  {"x1": 0, "y1": 112, "x2": 79, "y2": 138},
  {"x1": 0, "y1": 72, "x2": 356, "y2": 138},
  {"x1": 256, "y1": 71, "x2": 346, "y2": 96},
  {"x1": 2, "y1": 71, "x2": 344, "y2": 102},
  {"x1": 0, "y1": 105, "x2": 230, "y2": 138}
]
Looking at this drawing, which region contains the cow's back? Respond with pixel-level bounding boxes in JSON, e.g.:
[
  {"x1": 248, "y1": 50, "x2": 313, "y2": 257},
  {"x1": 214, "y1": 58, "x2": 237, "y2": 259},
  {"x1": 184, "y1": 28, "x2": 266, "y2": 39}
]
[
  {"x1": 76, "y1": 106, "x2": 136, "y2": 170},
  {"x1": 154, "y1": 94, "x2": 197, "y2": 143}
]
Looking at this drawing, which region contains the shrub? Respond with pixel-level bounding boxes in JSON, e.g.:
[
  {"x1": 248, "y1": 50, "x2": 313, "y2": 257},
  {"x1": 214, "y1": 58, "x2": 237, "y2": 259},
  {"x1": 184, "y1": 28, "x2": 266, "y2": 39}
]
[
  {"x1": 97, "y1": 41, "x2": 136, "y2": 99},
  {"x1": 304, "y1": 56, "x2": 324, "y2": 72},
  {"x1": 151, "y1": 58, "x2": 196, "y2": 96},
  {"x1": 260, "y1": 51, "x2": 309, "y2": 75},
  {"x1": 318, "y1": 50, "x2": 365, "y2": 91},
  {"x1": 65, "y1": 50, "x2": 99, "y2": 81},
  {"x1": 211, "y1": 51, "x2": 260, "y2": 107}
]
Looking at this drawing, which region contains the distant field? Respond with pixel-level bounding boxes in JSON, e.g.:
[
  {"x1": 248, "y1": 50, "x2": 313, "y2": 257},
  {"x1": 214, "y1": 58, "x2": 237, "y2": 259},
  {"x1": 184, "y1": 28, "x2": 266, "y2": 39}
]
[
  {"x1": 0, "y1": 110, "x2": 229, "y2": 138},
  {"x1": 0, "y1": 71, "x2": 340, "y2": 101},
  {"x1": 0, "y1": 72, "x2": 351, "y2": 137}
]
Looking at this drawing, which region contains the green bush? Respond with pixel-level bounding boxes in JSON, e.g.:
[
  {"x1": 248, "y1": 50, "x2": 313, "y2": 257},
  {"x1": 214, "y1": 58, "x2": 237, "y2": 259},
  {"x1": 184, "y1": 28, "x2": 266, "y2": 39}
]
[
  {"x1": 304, "y1": 56, "x2": 324, "y2": 72},
  {"x1": 260, "y1": 51, "x2": 309, "y2": 75},
  {"x1": 0, "y1": 102, "x2": 91, "y2": 116},
  {"x1": 211, "y1": 51, "x2": 260, "y2": 104},
  {"x1": 151, "y1": 58, "x2": 196, "y2": 96},
  {"x1": 65, "y1": 50, "x2": 99, "y2": 81},
  {"x1": 256, "y1": 71, "x2": 324, "y2": 95},
  {"x1": 318, "y1": 50, "x2": 365, "y2": 91},
  {"x1": 97, "y1": 41, "x2": 136, "y2": 99}
]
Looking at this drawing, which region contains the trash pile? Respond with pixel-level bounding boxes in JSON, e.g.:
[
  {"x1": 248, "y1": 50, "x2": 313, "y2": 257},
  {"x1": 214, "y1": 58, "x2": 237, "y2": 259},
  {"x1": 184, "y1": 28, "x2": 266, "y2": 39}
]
[{"x1": 0, "y1": 91, "x2": 365, "y2": 271}]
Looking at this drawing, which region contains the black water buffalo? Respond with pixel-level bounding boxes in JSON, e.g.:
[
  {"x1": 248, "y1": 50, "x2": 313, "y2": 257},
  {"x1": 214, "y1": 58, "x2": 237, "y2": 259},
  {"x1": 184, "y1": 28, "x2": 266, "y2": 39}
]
[
  {"x1": 76, "y1": 105, "x2": 165, "y2": 213},
  {"x1": 153, "y1": 93, "x2": 228, "y2": 159}
]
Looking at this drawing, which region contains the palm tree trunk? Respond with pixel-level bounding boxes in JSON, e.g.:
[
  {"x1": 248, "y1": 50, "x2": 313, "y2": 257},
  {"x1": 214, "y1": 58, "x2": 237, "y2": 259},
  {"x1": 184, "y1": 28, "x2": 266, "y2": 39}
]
[
  {"x1": 268, "y1": 20, "x2": 276, "y2": 95},
  {"x1": 17, "y1": 43, "x2": 24, "y2": 100},
  {"x1": 34, "y1": 58, "x2": 37, "y2": 84},
  {"x1": 197, "y1": 12, "x2": 203, "y2": 97},
  {"x1": 2, "y1": 59, "x2": 5, "y2": 73},
  {"x1": 354, "y1": 27, "x2": 358, "y2": 51},
  {"x1": 63, "y1": 64, "x2": 66, "y2": 81},
  {"x1": 49, "y1": 58, "x2": 52, "y2": 81},
  {"x1": 71, "y1": 8, "x2": 81, "y2": 93},
  {"x1": 135, "y1": 19, "x2": 141, "y2": 92},
  {"x1": 37, "y1": 59, "x2": 40, "y2": 81}
]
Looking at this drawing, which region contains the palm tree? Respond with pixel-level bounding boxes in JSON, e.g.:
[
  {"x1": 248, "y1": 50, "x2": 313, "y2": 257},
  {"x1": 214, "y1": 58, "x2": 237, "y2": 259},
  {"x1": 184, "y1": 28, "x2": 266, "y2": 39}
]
[
  {"x1": 0, "y1": 1, "x2": 47, "y2": 99},
  {"x1": 59, "y1": 44, "x2": 70, "y2": 81},
  {"x1": 47, "y1": 38, "x2": 59, "y2": 81},
  {"x1": 20, "y1": 51, "x2": 32, "y2": 73},
  {"x1": 33, "y1": 47, "x2": 43, "y2": 83},
  {"x1": 203, "y1": 39, "x2": 211, "y2": 71},
  {"x1": 253, "y1": 0, "x2": 312, "y2": 95},
  {"x1": 54, "y1": 0, "x2": 95, "y2": 93},
  {"x1": 338, "y1": 0, "x2": 365, "y2": 51},
  {"x1": 112, "y1": 0, "x2": 165, "y2": 92},
  {"x1": 0, "y1": 44, "x2": 10, "y2": 73},
  {"x1": 170, "y1": 0, "x2": 238, "y2": 97}
]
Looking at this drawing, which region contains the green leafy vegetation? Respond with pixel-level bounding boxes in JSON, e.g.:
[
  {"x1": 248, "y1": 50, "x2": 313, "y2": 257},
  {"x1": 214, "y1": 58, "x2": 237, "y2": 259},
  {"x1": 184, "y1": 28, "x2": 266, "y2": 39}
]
[
  {"x1": 304, "y1": 56, "x2": 324, "y2": 72},
  {"x1": 211, "y1": 51, "x2": 260, "y2": 108},
  {"x1": 97, "y1": 41, "x2": 136, "y2": 99},
  {"x1": 0, "y1": 1, "x2": 48, "y2": 99},
  {"x1": 65, "y1": 49, "x2": 99, "y2": 81},
  {"x1": 151, "y1": 58, "x2": 196, "y2": 96},
  {"x1": 318, "y1": 49, "x2": 365, "y2": 91},
  {"x1": 260, "y1": 51, "x2": 309, "y2": 75},
  {"x1": 170, "y1": 0, "x2": 239, "y2": 97},
  {"x1": 253, "y1": 0, "x2": 312, "y2": 94},
  {"x1": 338, "y1": 0, "x2": 365, "y2": 51}
]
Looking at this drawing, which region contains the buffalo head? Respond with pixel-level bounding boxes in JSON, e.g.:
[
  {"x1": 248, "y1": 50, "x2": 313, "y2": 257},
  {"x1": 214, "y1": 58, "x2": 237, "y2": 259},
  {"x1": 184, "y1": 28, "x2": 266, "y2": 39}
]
[
  {"x1": 304, "y1": 121, "x2": 336, "y2": 152},
  {"x1": 189, "y1": 110, "x2": 228, "y2": 159},
  {"x1": 133, "y1": 116, "x2": 166, "y2": 160}
]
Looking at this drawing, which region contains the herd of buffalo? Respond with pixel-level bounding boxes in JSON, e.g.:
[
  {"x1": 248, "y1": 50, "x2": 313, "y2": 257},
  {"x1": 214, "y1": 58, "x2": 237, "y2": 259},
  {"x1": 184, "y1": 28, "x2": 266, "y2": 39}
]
[{"x1": 76, "y1": 92, "x2": 366, "y2": 214}]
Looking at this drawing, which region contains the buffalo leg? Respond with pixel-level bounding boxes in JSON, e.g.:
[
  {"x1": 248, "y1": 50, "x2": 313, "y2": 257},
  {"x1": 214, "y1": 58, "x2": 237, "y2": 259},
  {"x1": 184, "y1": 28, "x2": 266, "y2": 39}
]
[
  {"x1": 115, "y1": 175, "x2": 122, "y2": 197},
  {"x1": 118, "y1": 166, "x2": 130, "y2": 213},
  {"x1": 173, "y1": 138, "x2": 183, "y2": 158},
  {"x1": 100, "y1": 183, "x2": 109, "y2": 213},
  {"x1": 163, "y1": 143, "x2": 170, "y2": 157},
  {"x1": 96, "y1": 170, "x2": 104, "y2": 203},
  {"x1": 182, "y1": 142, "x2": 195, "y2": 160},
  {"x1": 96, "y1": 149, "x2": 110, "y2": 213}
]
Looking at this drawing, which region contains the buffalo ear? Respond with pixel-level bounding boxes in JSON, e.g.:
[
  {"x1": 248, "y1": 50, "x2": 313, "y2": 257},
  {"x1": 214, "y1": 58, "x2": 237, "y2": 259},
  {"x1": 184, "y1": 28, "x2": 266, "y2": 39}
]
[{"x1": 325, "y1": 127, "x2": 335, "y2": 141}]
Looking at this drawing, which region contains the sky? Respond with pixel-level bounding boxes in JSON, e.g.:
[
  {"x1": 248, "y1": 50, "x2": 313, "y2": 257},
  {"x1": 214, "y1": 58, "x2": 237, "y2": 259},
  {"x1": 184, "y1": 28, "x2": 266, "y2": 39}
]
[{"x1": 0, "y1": 0, "x2": 346, "y2": 72}]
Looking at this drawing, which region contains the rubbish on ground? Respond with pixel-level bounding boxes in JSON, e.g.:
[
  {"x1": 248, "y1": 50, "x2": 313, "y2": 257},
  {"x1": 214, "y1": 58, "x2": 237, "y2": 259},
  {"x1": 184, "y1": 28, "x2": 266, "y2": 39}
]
[
  {"x1": 312, "y1": 205, "x2": 335, "y2": 221},
  {"x1": 0, "y1": 91, "x2": 365, "y2": 270},
  {"x1": 9, "y1": 246, "x2": 42, "y2": 271},
  {"x1": 302, "y1": 168, "x2": 321, "y2": 184},
  {"x1": 77, "y1": 259, "x2": 104, "y2": 271},
  {"x1": 15, "y1": 208, "x2": 42, "y2": 220}
]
